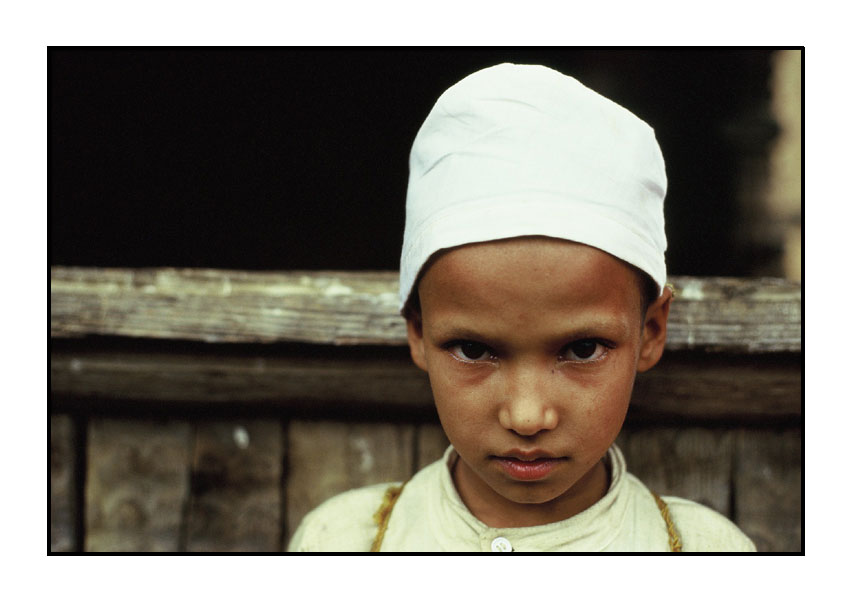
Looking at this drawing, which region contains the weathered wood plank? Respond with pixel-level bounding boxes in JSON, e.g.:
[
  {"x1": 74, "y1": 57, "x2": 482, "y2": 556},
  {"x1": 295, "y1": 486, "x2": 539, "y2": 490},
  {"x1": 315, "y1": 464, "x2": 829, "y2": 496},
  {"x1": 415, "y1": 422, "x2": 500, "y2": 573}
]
[
  {"x1": 416, "y1": 422, "x2": 450, "y2": 471},
  {"x1": 285, "y1": 420, "x2": 415, "y2": 546},
  {"x1": 629, "y1": 353, "x2": 801, "y2": 422},
  {"x1": 616, "y1": 428, "x2": 734, "y2": 517},
  {"x1": 185, "y1": 420, "x2": 283, "y2": 552},
  {"x1": 733, "y1": 428, "x2": 802, "y2": 552},
  {"x1": 50, "y1": 414, "x2": 77, "y2": 552},
  {"x1": 85, "y1": 418, "x2": 192, "y2": 552},
  {"x1": 50, "y1": 349, "x2": 801, "y2": 420},
  {"x1": 51, "y1": 349, "x2": 432, "y2": 408},
  {"x1": 665, "y1": 277, "x2": 800, "y2": 352},
  {"x1": 51, "y1": 267, "x2": 800, "y2": 352},
  {"x1": 51, "y1": 267, "x2": 403, "y2": 345}
]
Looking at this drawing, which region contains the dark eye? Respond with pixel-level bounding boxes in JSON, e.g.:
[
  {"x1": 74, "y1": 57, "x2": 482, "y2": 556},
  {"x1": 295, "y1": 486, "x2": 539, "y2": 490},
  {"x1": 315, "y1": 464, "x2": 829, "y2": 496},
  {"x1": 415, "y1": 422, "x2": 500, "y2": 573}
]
[
  {"x1": 448, "y1": 341, "x2": 494, "y2": 362},
  {"x1": 560, "y1": 339, "x2": 608, "y2": 363},
  {"x1": 571, "y1": 341, "x2": 598, "y2": 359}
]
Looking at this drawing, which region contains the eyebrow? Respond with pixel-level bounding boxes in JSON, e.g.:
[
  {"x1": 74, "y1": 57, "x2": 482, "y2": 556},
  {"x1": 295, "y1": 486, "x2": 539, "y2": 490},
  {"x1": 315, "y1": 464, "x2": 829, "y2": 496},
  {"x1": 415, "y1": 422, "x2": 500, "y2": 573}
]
[
  {"x1": 429, "y1": 325, "x2": 497, "y2": 344},
  {"x1": 429, "y1": 316, "x2": 631, "y2": 346}
]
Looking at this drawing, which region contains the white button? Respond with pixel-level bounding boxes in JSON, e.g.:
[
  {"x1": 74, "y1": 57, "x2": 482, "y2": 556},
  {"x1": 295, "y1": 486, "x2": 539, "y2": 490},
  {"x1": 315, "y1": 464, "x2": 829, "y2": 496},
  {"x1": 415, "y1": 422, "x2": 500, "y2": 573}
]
[{"x1": 491, "y1": 536, "x2": 513, "y2": 552}]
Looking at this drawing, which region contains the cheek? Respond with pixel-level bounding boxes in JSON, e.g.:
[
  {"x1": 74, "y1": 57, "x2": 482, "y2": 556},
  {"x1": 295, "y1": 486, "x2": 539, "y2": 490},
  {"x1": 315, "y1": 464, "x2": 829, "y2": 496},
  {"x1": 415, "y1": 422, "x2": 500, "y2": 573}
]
[
  {"x1": 573, "y1": 370, "x2": 635, "y2": 446},
  {"x1": 427, "y1": 363, "x2": 494, "y2": 441},
  {"x1": 429, "y1": 374, "x2": 484, "y2": 423}
]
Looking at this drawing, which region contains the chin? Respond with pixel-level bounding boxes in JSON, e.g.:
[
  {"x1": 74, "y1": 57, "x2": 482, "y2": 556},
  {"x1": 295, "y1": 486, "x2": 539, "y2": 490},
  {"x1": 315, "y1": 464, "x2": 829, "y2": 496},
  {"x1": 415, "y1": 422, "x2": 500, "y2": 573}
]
[{"x1": 496, "y1": 479, "x2": 572, "y2": 505}]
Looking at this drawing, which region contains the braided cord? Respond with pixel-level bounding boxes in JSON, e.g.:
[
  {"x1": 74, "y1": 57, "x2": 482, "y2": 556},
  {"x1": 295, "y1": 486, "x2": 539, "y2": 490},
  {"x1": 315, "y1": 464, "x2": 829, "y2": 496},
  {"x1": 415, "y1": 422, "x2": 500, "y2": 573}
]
[
  {"x1": 370, "y1": 481, "x2": 408, "y2": 552},
  {"x1": 651, "y1": 491, "x2": 683, "y2": 552}
]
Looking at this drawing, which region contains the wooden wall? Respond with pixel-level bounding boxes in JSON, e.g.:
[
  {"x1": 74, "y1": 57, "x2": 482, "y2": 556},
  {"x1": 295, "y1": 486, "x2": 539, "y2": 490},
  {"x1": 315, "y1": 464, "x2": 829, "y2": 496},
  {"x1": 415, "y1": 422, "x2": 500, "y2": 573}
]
[{"x1": 50, "y1": 268, "x2": 802, "y2": 552}]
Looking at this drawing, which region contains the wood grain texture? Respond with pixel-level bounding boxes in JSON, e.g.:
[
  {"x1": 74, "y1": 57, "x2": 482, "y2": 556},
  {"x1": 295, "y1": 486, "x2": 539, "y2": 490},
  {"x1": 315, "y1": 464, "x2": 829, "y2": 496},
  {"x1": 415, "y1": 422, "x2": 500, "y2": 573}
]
[
  {"x1": 629, "y1": 352, "x2": 801, "y2": 422},
  {"x1": 85, "y1": 418, "x2": 192, "y2": 552},
  {"x1": 416, "y1": 422, "x2": 450, "y2": 471},
  {"x1": 733, "y1": 428, "x2": 802, "y2": 552},
  {"x1": 616, "y1": 427, "x2": 734, "y2": 516},
  {"x1": 51, "y1": 349, "x2": 432, "y2": 408},
  {"x1": 285, "y1": 420, "x2": 415, "y2": 546},
  {"x1": 51, "y1": 267, "x2": 800, "y2": 352},
  {"x1": 51, "y1": 268, "x2": 403, "y2": 345},
  {"x1": 664, "y1": 276, "x2": 800, "y2": 352},
  {"x1": 50, "y1": 414, "x2": 77, "y2": 552},
  {"x1": 185, "y1": 420, "x2": 283, "y2": 552},
  {"x1": 51, "y1": 349, "x2": 800, "y2": 420}
]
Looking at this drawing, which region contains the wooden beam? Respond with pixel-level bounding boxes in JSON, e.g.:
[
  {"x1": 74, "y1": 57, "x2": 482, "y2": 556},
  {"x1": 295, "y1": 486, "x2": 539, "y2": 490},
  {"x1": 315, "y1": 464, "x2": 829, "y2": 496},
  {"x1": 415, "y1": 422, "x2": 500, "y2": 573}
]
[
  {"x1": 51, "y1": 349, "x2": 801, "y2": 420},
  {"x1": 629, "y1": 353, "x2": 801, "y2": 422},
  {"x1": 51, "y1": 267, "x2": 801, "y2": 352},
  {"x1": 50, "y1": 414, "x2": 77, "y2": 552},
  {"x1": 733, "y1": 428, "x2": 802, "y2": 552},
  {"x1": 184, "y1": 420, "x2": 284, "y2": 552},
  {"x1": 285, "y1": 420, "x2": 414, "y2": 547},
  {"x1": 616, "y1": 428, "x2": 734, "y2": 517},
  {"x1": 51, "y1": 349, "x2": 434, "y2": 408},
  {"x1": 85, "y1": 418, "x2": 192, "y2": 552}
]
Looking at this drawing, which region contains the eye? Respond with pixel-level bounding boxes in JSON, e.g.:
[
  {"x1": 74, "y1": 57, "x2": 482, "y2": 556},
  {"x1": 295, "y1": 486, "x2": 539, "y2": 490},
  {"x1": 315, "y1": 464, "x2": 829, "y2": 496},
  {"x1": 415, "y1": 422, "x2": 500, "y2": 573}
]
[
  {"x1": 446, "y1": 340, "x2": 495, "y2": 363},
  {"x1": 559, "y1": 339, "x2": 610, "y2": 363}
]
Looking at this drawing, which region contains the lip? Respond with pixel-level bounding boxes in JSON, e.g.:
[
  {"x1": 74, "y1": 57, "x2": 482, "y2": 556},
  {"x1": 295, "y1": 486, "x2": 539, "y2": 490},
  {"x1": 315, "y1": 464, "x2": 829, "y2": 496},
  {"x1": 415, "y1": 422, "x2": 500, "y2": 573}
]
[
  {"x1": 493, "y1": 450, "x2": 566, "y2": 481},
  {"x1": 499, "y1": 449, "x2": 557, "y2": 462}
]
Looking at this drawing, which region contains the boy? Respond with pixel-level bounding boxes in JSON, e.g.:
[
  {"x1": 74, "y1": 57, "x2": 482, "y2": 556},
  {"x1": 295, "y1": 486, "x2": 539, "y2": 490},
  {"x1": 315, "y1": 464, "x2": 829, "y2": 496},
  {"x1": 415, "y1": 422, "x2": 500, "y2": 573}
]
[{"x1": 288, "y1": 63, "x2": 756, "y2": 552}]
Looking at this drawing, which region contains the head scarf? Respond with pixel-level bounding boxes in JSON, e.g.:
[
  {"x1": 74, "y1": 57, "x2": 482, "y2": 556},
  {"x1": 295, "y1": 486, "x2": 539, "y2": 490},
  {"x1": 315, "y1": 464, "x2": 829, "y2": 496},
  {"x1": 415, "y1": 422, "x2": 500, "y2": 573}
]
[{"x1": 399, "y1": 63, "x2": 667, "y2": 311}]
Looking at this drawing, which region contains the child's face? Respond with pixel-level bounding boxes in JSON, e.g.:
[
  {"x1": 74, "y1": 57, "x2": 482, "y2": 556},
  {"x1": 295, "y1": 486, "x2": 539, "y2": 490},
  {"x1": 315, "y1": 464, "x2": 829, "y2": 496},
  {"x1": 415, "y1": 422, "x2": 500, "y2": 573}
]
[{"x1": 406, "y1": 237, "x2": 671, "y2": 526}]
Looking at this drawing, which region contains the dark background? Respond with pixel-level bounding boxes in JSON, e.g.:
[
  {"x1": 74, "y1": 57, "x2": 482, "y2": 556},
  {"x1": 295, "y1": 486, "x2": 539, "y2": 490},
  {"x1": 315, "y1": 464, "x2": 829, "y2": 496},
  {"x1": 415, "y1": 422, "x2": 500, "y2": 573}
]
[{"x1": 49, "y1": 48, "x2": 777, "y2": 276}]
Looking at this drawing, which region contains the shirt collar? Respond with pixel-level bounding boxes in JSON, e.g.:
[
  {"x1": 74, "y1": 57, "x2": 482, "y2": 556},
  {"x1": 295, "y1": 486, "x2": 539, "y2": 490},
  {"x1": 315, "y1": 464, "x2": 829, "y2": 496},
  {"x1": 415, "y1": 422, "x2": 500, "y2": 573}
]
[{"x1": 429, "y1": 443, "x2": 631, "y2": 552}]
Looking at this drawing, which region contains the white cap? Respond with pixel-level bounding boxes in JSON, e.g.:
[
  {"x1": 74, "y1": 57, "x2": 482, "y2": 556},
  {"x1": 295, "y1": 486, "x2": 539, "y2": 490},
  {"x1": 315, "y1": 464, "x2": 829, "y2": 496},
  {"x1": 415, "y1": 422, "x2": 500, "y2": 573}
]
[{"x1": 399, "y1": 63, "x2": 667, "y2": 311}]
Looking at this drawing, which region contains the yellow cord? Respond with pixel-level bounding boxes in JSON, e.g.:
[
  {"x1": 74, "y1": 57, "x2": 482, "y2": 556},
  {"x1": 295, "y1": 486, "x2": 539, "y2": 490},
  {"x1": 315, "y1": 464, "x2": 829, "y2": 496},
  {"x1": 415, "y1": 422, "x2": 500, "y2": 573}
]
[
  {"x1": 652, "y1": 491, "x2": 683, "y2": 552},
  {"x1": 370, "y1": 481, "x2": 408, "y2": 552}
]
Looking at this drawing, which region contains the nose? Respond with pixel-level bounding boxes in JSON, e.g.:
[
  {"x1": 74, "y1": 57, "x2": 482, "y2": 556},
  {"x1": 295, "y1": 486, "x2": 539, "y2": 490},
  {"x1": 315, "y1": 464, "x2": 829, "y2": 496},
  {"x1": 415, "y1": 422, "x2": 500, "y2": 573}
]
[{"x1": 497, "y1": 362, "x2": 559, "y2": 436}]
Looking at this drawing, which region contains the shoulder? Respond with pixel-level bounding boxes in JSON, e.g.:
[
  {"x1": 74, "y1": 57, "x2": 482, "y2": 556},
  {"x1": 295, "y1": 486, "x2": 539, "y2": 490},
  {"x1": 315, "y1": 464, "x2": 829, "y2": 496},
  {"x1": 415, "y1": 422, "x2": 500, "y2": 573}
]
[
  {"x1": 662, "y1": 495, "x2": 757, "y2": 552},
  {"x1": 287, "y1": 482, "x2": 398, "y2": 552},
  {"x1": 621, "y1": 472, "x2": 756, "y2": 552}
]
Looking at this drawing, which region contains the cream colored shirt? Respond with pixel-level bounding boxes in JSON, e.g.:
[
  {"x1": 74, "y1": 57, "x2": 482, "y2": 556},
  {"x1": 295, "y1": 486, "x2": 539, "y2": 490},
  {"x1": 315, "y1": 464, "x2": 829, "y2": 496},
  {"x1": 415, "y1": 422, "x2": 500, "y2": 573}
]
[{"x1": 288, "y1": 444, "x2": 756, "y2": 552}]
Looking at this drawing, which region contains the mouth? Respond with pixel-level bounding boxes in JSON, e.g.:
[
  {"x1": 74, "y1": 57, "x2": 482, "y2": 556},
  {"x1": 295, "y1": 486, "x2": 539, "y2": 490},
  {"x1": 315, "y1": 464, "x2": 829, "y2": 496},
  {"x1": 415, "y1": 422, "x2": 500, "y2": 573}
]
[{"x1": 492, "y1": 450, "x2": 567, "y2": 481}]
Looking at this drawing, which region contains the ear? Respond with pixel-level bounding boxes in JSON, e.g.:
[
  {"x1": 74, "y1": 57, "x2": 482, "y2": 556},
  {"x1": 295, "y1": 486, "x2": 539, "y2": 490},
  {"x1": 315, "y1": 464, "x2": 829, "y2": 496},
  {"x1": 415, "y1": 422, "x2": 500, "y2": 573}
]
[
  {"x1": 637, "y1": 286, "x2": 673, "y2": 373},
  {"x1": 405, "y1": 313, "x2": 428, "y2": 372}
]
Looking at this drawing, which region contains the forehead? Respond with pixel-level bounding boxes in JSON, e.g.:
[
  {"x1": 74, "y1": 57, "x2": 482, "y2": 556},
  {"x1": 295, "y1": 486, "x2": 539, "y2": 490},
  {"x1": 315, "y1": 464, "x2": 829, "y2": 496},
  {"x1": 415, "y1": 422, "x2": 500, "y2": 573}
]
[{"x1": 418, "y1": 237, "x2": 641, "y2": 333}]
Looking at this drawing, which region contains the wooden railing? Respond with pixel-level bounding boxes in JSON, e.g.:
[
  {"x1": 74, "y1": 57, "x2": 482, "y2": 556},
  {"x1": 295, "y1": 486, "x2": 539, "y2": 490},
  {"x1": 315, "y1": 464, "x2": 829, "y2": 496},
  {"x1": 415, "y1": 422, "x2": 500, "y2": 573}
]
[
  {"x1": 51, "y1": 267, "x2": 801, "y2": 350},
  {"x1": 50, "y1": 268, "x2": 802, "y2": 552}
]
